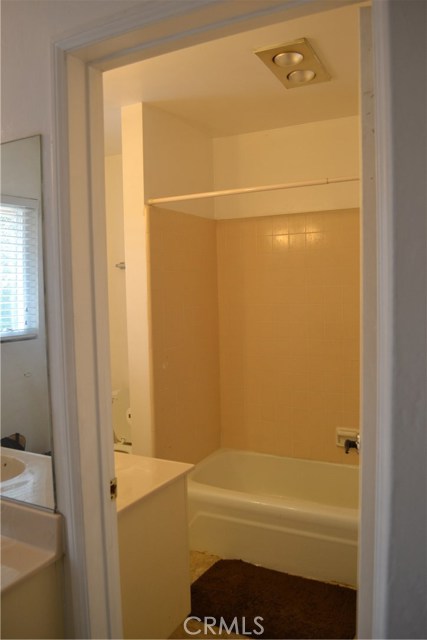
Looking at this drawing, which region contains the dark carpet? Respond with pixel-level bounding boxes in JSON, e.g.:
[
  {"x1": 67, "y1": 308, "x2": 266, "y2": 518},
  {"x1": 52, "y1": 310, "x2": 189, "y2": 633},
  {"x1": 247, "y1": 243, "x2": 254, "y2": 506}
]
[{"x1": 190, "y1": 559, "x2": 357, "y2": 639}]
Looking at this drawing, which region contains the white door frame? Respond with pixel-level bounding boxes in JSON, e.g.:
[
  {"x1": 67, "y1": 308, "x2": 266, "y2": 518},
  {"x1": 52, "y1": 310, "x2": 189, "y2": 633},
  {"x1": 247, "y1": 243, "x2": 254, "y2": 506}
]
[{"x1": 50, "y1": 0, "x2": 393, "y2": 637}]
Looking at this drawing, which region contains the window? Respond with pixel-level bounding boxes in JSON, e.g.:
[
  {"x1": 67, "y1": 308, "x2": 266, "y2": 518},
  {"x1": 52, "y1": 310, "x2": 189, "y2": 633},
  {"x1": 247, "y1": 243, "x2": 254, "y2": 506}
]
[{"x1": 0, "y1": 197, "x2": 39, "y2": 340}]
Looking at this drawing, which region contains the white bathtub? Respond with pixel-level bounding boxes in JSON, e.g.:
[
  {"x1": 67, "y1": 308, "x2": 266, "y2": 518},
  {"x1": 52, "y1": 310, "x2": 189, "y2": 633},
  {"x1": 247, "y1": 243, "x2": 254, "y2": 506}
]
[{"x1": 187, "y1": 449, "x2": 359, "y2": 587}]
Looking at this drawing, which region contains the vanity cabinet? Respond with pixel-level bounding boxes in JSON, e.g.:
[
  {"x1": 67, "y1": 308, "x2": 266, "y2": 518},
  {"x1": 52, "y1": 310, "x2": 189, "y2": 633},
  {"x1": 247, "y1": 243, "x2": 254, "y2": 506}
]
[
  {"x1": 115, "y1": 452, "x2": 193, "y2": 639},
  {"x1": 1, "y1": 500, "x2": 64, "y2": 639}
]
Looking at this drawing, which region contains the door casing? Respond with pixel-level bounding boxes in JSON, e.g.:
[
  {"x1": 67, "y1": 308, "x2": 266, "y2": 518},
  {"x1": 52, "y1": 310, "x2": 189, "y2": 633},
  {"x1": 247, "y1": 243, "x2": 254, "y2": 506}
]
[{"x1": 50, "y1": 1, "x2": 389, "y2": 637}]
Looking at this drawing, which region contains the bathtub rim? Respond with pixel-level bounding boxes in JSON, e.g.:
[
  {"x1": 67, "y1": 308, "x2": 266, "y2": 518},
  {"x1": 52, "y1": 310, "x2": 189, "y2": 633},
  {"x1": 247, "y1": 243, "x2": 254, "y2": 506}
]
[
  {"x1": 187, "y1": 447, "x2": 359, "y2": 536},
  {"x1": 189, "y1": 447, "x2": 359, "y2": 475}
]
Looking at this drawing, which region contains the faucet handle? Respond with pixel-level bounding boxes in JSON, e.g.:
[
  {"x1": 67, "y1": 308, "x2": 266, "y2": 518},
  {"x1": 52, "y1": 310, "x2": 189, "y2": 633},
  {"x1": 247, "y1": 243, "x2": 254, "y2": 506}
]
[{"x1": 344, "y1": 434, "x2": 360, "y2": 454}]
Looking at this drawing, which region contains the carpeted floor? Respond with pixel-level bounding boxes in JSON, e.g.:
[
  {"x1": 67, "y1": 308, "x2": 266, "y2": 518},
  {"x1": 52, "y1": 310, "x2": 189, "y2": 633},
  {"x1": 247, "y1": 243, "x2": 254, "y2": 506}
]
[{"x1": 190, "y1": 559, "x2": 357, "y2": 639}]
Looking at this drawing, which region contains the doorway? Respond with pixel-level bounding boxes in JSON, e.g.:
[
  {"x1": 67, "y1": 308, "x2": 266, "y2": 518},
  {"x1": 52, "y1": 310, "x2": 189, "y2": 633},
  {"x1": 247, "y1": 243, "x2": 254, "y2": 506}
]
[
  {"x1": 56, "y1": 2, "x2": 378, "y2": 636},
  {"x1": 101, "y1": 3, "x2": 367, "y2": 635}
]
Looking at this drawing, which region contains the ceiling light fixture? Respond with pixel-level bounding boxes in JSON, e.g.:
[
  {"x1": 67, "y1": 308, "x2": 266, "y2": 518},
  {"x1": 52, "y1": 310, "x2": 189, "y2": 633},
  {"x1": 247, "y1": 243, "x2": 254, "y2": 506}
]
[
  {"x1": 287, "y1": 69, "x2": 316, "y2": 83},
  {"x1": 254, "y1": 38, "x2": 330, "y2": 89},
  {"x1": 273, "y1": 51, "x2": 304, "y2": 67}
]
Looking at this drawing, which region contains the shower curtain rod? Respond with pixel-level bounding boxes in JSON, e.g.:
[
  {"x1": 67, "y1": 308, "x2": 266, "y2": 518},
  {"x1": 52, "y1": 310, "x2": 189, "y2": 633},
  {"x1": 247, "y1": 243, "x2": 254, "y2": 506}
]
[{"x1": 146, "y1": 176, "x2": 359, "y2": 205}]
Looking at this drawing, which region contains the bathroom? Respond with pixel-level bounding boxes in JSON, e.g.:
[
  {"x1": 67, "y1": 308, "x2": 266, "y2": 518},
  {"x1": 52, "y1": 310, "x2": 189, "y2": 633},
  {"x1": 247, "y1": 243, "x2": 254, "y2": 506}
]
[
  {"x1": 1, "y1": 0, "x2": 426, "y2": 637},
  {"x1": 104, "y1": 2, "x2": 362, "y2": 636}
]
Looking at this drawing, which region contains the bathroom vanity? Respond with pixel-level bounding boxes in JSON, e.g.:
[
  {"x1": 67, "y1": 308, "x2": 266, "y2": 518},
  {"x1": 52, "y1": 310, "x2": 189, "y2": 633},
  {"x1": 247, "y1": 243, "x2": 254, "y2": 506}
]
[
  {"x1": 0, "y1": 447, "x2": 54, "y2": 510},
  {"x1": 1, "y1": 499, "x2": 64, "y2": 639},
  {"x1": 115, "y1": 452, "x2": 193, "y2": 639}
]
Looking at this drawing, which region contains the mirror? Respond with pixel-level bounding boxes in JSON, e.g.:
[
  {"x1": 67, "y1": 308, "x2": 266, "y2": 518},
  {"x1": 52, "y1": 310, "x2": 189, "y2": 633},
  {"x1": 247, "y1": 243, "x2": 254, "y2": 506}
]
[{"x1": 0, "y1": 135, "x2": 55, "y2": 510}]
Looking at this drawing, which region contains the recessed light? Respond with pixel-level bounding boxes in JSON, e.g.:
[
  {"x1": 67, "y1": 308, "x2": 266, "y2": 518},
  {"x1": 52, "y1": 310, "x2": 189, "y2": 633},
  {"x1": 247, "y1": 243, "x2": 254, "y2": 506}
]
[
  {"x1": 273, "y1": 51, "x2": 304, "y2": 67},
  {"x1": 287, "y1": 69, "x2": 316, "y2": 83}
]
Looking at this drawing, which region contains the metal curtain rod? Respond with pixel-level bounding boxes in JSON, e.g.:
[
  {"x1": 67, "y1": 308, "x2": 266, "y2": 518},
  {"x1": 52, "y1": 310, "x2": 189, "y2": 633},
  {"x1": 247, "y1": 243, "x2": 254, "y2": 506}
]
[{"x1": 146, "y1": 176, "x2": 359, "y2": 205}]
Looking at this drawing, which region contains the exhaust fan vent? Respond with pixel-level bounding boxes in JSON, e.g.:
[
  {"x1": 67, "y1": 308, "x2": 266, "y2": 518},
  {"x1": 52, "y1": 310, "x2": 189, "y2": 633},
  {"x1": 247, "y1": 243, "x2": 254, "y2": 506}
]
[{"x1": 254, "y1": 38, "x2": 330, "y2": 89}]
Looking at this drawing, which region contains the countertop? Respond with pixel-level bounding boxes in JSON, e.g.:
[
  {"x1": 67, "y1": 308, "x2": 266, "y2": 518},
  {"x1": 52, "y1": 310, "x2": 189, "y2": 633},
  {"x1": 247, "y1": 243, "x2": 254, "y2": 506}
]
[
  {"x1": 114, "y1": 452, "x2": 193, "y2": 512},
  {"x1": 1, "y1": 500, "x2": 63, "y2": 593}
]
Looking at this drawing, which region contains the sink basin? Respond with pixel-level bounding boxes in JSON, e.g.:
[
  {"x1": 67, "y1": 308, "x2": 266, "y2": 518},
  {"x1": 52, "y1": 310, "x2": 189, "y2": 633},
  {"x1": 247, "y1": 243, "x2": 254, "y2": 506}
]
[{"x1": 1, "y1": 455, "x2": 26, "y2": 482}]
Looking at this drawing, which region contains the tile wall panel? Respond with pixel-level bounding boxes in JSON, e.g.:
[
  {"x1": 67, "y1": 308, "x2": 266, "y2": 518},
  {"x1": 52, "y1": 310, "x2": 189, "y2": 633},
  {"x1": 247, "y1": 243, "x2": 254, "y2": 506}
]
[
  {"x1": 217, "y1": 209, "x2": 360, "y2": 463},
  {"x1": 150, "y1": 207, "x2": 359, "y2": 464},
  {"x1": 149, "y1": 207, "x2": 221, "y2": 463}
]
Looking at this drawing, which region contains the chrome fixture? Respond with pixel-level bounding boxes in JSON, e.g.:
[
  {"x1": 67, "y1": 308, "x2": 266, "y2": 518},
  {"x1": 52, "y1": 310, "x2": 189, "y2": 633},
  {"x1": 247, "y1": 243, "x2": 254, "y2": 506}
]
[
  {"x1": 254, "y1": 38, "x2": 330, "y2": 89},
  {"x1": 344, "y1": 434, "x2": 360, "y2": 454}
]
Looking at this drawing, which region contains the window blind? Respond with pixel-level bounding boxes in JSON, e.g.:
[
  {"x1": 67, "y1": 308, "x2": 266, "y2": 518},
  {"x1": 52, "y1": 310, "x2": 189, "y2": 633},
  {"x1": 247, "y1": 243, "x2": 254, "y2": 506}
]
[{"x1": 0, "y1": 200, "x2": 39, "y2": 340}]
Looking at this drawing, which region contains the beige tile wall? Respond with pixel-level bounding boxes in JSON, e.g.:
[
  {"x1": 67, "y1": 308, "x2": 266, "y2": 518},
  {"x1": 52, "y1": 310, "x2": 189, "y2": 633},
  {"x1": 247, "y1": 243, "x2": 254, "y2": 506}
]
[
  {"x1": 149, "y1": 207, "x2": 359, "y2": 465},
  {"x1": 216, "y1": 209, "x2": 360, "y2": 464},
  {"x1": 149, "y1": 207, "x2": 221, "y2": 463}
]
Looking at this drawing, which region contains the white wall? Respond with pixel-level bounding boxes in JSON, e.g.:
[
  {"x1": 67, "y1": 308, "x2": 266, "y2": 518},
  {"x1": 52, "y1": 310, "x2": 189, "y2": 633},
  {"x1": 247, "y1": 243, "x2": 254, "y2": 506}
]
[
  {"x1": 213, "y1": 116, "x2": 359, "y2": 219},
  {"x1": 143, "y1": 104, "x2": 214, "y2": 218},
  {"x1": 121, "y1": 104, "x2": 154, "y2": 456},
  {"x1": 0, "y1": 0, "x2": 141, "y2": 157},
  {"x1": 105, "y1": 154, "x2": 130, "y2": 443},
  {"x1": 1, "y1": 136, "x2": 51, "y2": 453}
]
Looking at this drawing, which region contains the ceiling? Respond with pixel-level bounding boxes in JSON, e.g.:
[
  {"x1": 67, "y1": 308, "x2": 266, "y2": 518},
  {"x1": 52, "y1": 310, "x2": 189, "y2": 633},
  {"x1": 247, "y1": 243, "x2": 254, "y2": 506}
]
[{"x1": 103, "y1": 2, "x2": 364, "y2": 155}]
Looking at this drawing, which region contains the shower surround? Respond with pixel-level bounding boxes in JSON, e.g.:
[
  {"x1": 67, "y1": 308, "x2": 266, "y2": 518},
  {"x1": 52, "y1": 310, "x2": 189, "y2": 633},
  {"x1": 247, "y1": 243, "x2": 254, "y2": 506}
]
[{"x1": 149, "y1": 206, "x2": 359, "y2": 465}]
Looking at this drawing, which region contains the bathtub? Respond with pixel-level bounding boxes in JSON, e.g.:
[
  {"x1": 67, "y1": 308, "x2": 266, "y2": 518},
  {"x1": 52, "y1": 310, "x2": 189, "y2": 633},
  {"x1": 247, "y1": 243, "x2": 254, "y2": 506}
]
[{"x1": 187, "y1": 449, "x2": 359, "y2": 587}]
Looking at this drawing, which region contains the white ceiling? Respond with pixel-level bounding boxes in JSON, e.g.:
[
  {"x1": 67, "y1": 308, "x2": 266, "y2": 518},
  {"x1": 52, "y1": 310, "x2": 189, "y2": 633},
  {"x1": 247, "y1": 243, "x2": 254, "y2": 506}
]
[{"x1": 103, "y1": 2, "x2": 364, "y2": 155}]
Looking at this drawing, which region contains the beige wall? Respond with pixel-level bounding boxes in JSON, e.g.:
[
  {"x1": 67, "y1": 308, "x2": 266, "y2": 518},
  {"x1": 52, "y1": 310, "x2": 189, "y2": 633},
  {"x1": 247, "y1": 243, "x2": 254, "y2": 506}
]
[
  {"x1": 149, "y1": 207, "x2": 221, "y2": 463},
  {"x1": 149, "y1": 206, "x2": 359, "y2": 465},
  {"x1": 217, "y1": 208, "x2": 360, "y2": 463}
]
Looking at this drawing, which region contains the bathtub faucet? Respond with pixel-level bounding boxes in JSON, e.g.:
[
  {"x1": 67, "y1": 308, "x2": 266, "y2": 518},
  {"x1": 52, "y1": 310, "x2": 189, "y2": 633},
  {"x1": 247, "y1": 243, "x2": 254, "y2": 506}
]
[{"x1": 344, "y1": 434, "x2": 360, "y2": 454}]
